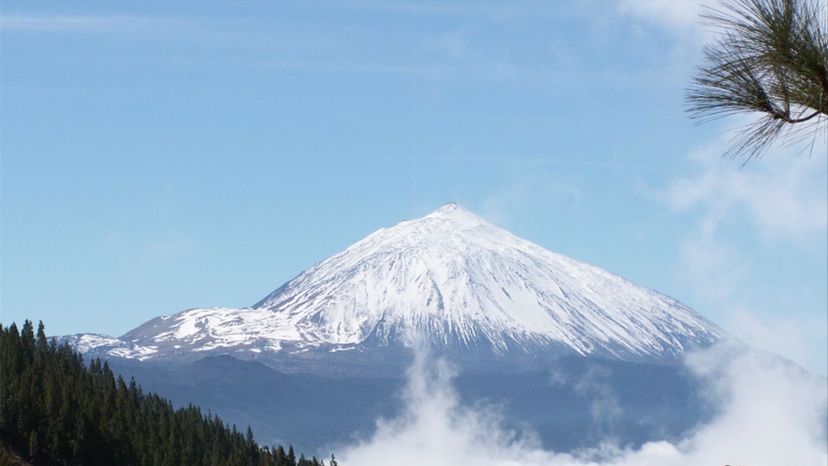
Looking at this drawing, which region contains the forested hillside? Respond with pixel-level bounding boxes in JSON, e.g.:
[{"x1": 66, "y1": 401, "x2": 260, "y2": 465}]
[{"x1": 0, "y1": 321, "x2": 332, "y2": 466}]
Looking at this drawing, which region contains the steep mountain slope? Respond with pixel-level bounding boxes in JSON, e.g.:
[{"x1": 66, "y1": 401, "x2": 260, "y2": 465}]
[{"x1": 70, "y1": 203, "x2": 723, "y2": 366}]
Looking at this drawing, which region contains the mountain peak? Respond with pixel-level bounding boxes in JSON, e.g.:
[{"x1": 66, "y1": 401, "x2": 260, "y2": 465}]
[
  {"x1": 420, "y1": 202, "x2": 487, "y2": 228},
  {"x1": 433, "y1": 201, "x2": 461, "y2": 214},
  {"x1": 105, "y1": 205, "x2": 723, "y2": 365}
]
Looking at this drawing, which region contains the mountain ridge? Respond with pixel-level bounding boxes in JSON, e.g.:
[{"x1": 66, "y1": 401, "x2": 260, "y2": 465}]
[{"x1": 65, "y1": 203, "x2": 724, "y2": 367}]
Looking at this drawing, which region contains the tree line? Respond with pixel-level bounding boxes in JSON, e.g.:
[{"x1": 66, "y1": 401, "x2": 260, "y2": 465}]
[{"x1": 0, "y1": 320, "x2": 336, "y2": 466}]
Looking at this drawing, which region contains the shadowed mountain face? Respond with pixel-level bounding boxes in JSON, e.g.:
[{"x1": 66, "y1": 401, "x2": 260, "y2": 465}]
[
  {"x1": 109, "y1": 354, "x2": 714, "y2": 454},
  {"x1": 61, "y1": 204, "x2": 728, "y2": 452}
]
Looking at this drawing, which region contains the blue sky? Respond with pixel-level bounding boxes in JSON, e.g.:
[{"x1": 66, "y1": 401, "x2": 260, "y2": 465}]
[{"x1": 1, "y1": 1, "x2": 826, "y2": 374}]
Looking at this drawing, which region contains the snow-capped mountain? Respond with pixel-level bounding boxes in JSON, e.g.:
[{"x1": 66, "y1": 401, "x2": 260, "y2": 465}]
[{"x1": 68, "y1": 203, "x2": 723, "y2": 364}]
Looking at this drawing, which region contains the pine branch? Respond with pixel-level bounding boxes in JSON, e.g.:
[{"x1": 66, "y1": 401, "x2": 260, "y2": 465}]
[{"x1": 686, "y1": 0, "x2": 828, "y2": 160}]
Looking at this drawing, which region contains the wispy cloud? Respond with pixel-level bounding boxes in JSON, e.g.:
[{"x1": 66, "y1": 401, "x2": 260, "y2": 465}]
[
  {"x1": 720, "y1": 308, "x2": 828, "y2": 375},
  {"x1": 662, "y1": 128, "x2": 827, "y2": 373},
  {"x1": 0, "y1": 14, "x2": 183, "y2": 33},
  {"x1": 477, "y1": 167, "x2": 584, "y2": 229},
  {"x1": 144, "y1": 230, "x2": 196, "y2": 262},
  {"x1": 617, "y1": 0, "x2": 706, "y2": 31},
  {"x1": 667, "y1": 140, "x2": 828, "y2": 241},
  {"x1": 615, "y1": 0, "x2": 715, "y2": 81}
]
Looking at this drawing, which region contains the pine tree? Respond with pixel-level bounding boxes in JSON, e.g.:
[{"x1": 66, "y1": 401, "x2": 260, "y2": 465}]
[
  {"x1": 27, "y1": 431, "x2": 38, "y2": 461},
  {"x1": 0, "y1": 320, "x2": 329, "y2": 466}
]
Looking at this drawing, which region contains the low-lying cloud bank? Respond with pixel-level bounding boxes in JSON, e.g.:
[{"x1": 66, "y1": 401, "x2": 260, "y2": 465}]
[{"x1": 340, "y1": 344, "x2": 827, "y2": 466}]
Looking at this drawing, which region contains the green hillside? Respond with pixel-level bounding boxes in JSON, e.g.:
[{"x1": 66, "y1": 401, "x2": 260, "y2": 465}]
[{"x1": 0, "y1": 321, "x2": 332, "y2": 466}]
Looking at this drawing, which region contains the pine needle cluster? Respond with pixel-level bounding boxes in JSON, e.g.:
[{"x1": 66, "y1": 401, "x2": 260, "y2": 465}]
[{"x1": 687, "y1": 0, "x2": 828, "y2": 160}]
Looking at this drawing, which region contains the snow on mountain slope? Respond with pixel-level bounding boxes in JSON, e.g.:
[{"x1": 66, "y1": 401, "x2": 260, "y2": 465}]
[
  {"x1": 73, "y1": 203, "x2": 724, "y2": 363},
  {"x1": 61, "y1": 333, "x2": 159, "y2": 361}
]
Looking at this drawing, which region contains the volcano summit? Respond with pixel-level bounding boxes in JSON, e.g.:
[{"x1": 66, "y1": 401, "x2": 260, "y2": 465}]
[
  {"x1": 61, "y1": 204, "x2": 732, "y2": 450},
  {"x1": 68, "y1": 203, "x2": 723, "y2": 371}
]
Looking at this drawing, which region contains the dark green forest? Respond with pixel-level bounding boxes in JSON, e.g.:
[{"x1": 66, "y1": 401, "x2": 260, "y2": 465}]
[{"x1": 0, "y1": 320, "x2": 334, "y2": 466}]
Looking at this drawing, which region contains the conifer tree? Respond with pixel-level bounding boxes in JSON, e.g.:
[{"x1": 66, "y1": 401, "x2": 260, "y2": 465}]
[{"x1": 0, "y1": 320, "x2": 328, "y2": 466}]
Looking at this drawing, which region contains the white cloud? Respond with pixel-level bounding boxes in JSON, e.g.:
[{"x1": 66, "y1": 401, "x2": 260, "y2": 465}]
[
  {"x1": 617, "y1": 0, "x2": 704, "y2": 30},
  {"x1": 616, "y1": 0, "x2": 715, "y2": 78},
  {"x1": 573, "y1": 365, "x2": 622, "y2": 437},
  {"x1": 340, "y1": 347, "x2": 827, "y2": 466},
  {"x1": 668, "y1": 140, "x2": 828, "y2": 241},
  {"x1": 719, "y1": 308, "x2": 828, "y2": 378},
  {"x1": 674, "y1": 206, "x2": 748, "y2": 304},
  {"x1": 663, "y1": 130, "x2": 827, "y2": 373}
]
